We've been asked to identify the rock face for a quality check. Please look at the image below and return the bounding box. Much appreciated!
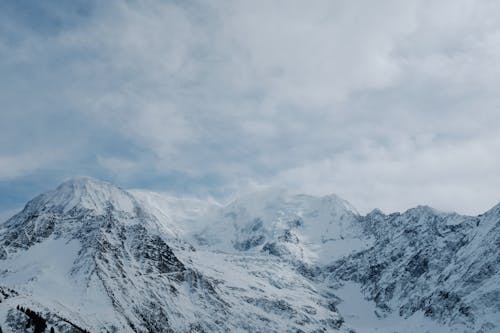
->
[326,206,500,332]
[0,177,499,332]
[0,178,217,332]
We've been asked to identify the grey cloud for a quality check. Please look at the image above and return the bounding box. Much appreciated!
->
[1,0,500,214]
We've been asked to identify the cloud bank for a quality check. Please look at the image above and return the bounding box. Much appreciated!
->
[1,0,500,214]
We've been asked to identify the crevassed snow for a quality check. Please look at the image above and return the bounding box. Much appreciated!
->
[194,187,370,264]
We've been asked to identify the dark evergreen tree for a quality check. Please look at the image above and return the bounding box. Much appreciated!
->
[21,307,47,333]
[50,327,55,333]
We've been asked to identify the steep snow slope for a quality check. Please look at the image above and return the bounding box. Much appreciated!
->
[0,178,348,333]
[0,177,499,333]
[130,189,218,238]
[0,178,207,331]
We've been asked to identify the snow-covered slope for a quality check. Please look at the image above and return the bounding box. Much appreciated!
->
[0,178,347,332]
[195,188,370,266]
[325,205,500,332]
[129,189,218,239]
[0,177,499,332]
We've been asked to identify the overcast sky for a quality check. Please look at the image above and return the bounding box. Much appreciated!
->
[1,0,500,218]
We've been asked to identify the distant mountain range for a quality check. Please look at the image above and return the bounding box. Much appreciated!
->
[0,177,498,332]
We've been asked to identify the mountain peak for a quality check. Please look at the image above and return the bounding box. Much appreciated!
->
[404,205,444,216]
[58,175,107,187]
[26,177,137,215]
[226,187,358,215]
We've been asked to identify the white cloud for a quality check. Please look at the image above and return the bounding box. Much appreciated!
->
[274,133,500,214]
[0,152,64,180]
[1,0,500,214]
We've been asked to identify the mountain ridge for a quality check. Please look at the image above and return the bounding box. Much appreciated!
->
[0,177,499,333]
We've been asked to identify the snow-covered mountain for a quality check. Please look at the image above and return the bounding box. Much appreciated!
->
[0,177,499,332]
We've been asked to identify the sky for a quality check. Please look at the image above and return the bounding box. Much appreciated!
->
[1,0,500,219]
